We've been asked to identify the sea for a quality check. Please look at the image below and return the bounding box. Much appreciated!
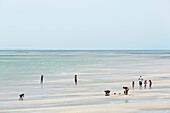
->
[0,50,170,112]
[1,50,170,80]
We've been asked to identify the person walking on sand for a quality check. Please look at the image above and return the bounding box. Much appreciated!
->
[74,75,78,85]
[144,80,147,88]
[138,76,143,86]
[132,81,135,87]
[40,75,44,84]
[149,80,152,88]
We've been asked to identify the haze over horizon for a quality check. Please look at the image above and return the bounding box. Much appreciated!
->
[0,0,170,50]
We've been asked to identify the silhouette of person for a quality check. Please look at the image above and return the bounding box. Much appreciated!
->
[138,76,143,86]
[132,81,135,87]
[104,90,111,96]
[74,75,78,85]
[19,94,24,101]
[40,75,44,84]
[144,80,147,89]
[123,87,129,95]
[149,80,152,88]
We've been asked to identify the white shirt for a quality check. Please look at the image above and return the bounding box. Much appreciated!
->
[138,76,143,82]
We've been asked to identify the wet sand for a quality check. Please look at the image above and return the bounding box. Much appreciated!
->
[0,51,170,113]
[0,70,170,113]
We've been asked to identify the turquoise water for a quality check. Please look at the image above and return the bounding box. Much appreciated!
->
[0,50,170,112]
[0,50,170,87]
[0,50,170,80]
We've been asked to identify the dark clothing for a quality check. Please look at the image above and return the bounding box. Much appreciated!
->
[138,76,143,86]
[149,80,152,87]
[104,90,110,96]
[123,87,129,95]
[74,75,78,85]
[41,75,43,84]
[139,81,142,86]
[19,94,24,101]
[132,81,135,87]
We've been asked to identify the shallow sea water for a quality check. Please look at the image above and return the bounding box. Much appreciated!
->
[0,50,170,113]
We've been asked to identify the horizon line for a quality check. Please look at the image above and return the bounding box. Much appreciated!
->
[0,49,170,51]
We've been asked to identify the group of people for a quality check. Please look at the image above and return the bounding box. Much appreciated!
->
[19,74,153,100]
[120,76,153,96]
[104,76,153,97]
[132,76,152,88]
[40,74,130,96]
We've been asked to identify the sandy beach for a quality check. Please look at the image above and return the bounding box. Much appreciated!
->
[1,0,170,112]
[0,50,170,113]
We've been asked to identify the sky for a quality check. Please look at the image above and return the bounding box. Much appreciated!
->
[0,0,170,50]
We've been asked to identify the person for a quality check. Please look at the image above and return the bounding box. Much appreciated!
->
[144,80,147,88]
[19,94,24,101]
[123,87,129,95]
[138,76,143,86]
[104,90,111,96]
[74,75,78,85]
[149,80,152,88]
[132,81,135,87]
[40,75,44,84]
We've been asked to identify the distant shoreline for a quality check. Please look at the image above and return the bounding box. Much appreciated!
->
[0,50,170,51]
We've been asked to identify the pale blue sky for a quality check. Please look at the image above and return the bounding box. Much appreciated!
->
[0,0,170,50]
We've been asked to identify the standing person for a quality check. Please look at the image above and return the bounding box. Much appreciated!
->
[74,75,78,85]
[40,75,44,84]
[138,76,143,86]
[132,81,135,87]
[149,80,152,88]
[144,80,147,88]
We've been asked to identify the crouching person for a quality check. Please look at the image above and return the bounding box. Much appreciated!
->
[19,93,24,101]
[123,87,129,95]
[104,90,111,96]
